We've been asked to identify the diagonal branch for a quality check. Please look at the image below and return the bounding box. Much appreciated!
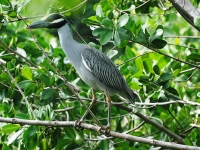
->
[115,104,185,144]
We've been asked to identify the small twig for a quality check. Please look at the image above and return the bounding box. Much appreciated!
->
[168,43,200,51]
[118,52,154,66]
[60,0,88,14]
[124,121,145,134]
[168,109,193,145]
[54,107,74,112]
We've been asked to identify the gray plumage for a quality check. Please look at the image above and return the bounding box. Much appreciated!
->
[58,24,136,104]
[27,13,136,104]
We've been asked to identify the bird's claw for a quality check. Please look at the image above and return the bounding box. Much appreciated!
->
[74,120,84,131]
[97,126,111,136]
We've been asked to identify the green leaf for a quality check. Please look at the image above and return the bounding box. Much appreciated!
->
[15,113,30,119]
[24,83,37,96]
[2,124,20,133]
[0,14,4,22]
[41,88,55,100]
[102,18,113,27]
[117,13,129,28]
[41,58,56,72]
[157,73,173,84]
[133,29,148,46]
[106,50,118,59]
[21,66,32,80]
[150,26,164,42]
[153,65,160,75]
[82,18,99,25]
[0,0,10,5]
[151,39,167,49]
[135,57,143,71]
[56,139,72,149]
[92,27,107,36]
[100,29,113,45]
[40,88,56,105]
[39,73,50,86]
[8,11,17,18]
[197,92,200,98]
[194,17,200,30]
[18,80,32,89]
[117,28,132,40]
[187,53,200,62]
[23,126,38,140]
[174,75,188,82]
[8,129,24,145]
[125,46,135,58]
[113,31,121,46]
[0,72,11,84]
[143,58,153,74]
[96,5,103,17]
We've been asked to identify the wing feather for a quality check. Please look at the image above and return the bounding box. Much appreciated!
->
[81,48,126,91]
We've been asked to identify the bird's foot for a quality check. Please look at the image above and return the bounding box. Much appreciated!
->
[97,126,111,136]
[74,120,84,131]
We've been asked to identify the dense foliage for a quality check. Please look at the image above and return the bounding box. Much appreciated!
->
[0,0,200,149]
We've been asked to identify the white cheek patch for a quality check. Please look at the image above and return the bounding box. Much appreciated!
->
[51,18,65,24]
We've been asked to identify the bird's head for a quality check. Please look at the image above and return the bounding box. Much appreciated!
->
[27,13,67,29]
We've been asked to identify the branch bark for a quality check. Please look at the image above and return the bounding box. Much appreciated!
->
[0,117,199,150]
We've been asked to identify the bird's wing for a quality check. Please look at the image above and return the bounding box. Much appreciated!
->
[81,48,126,90]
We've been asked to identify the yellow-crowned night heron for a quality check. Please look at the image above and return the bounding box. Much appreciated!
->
[27,14,137,132]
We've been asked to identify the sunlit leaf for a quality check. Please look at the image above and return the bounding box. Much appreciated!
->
[21,66,32,80]
[2,124,20,133]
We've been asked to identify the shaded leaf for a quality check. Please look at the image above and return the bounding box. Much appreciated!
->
[151,39,167,49]
[100,29,113,45]
[24,83,37,96]
[18,80,32,89]
[23,126,38,140]
[157,73,173,84]
[187,53,200,62]
[39,73,50,86]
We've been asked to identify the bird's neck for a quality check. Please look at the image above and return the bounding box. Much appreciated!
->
[58,23,82,68]
[58,23,74,41]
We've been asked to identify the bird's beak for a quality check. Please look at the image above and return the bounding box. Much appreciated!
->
[27,20,48,29]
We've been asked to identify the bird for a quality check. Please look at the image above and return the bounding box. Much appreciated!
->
[27,13,137,133]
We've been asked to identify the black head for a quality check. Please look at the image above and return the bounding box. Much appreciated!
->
[27,13,67,29]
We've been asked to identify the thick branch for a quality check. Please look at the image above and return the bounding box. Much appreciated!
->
[0,117,199,149]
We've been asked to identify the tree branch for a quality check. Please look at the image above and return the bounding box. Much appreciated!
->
[0,117,199,149]
[115,105,185,144]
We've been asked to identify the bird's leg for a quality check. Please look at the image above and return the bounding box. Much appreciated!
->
[97,92,111,135]
[74,89,97,130]
[105,92,111,135]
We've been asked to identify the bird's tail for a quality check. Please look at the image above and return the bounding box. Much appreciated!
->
[124,86,138,104]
